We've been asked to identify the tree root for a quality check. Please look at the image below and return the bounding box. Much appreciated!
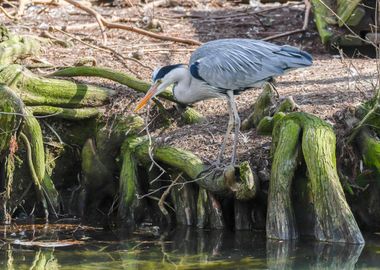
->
[22,108,59,211]
[0,35,41,66]
[0,85,23,154]
[28,106,100,120]
[356,128,380,175]
[50,66,175,102]
[242,84,297,131]
[129,136,257,200]
[0,64,114,107]
[267,112,364,244]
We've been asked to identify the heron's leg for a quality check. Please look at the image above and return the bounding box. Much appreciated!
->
[227,91,240,166]
[216,97,234,165]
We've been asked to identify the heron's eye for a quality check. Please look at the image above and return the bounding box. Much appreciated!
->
[156,79,162,84]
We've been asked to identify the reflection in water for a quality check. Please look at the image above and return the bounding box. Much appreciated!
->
[0,224,375,269]
[266,239,364,270]
[267,239,297,270]
[311,241,364,270]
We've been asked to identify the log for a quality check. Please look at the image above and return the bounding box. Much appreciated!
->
[256,112,285,136]
[50,66,204,120]
[171,181,197,226]
[181,107,205,124]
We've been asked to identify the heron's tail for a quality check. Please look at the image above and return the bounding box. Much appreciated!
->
[276,45,313,69]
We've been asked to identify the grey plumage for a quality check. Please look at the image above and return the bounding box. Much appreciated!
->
[136,38,312,166]
[189,39,312,92]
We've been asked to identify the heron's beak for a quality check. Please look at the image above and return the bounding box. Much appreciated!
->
[134,81,161,112]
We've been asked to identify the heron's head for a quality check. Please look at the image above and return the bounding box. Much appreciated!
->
[134,64,187,112]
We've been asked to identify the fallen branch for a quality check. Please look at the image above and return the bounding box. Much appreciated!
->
[262,0,311,41]
[0,6,16,20]
[63,0,107,44]
[63,0,201,46]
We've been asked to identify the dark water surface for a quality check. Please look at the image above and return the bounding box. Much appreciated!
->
[1,223,380,269]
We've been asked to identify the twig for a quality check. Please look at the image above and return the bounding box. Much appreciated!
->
[55,17,137,32]
[51,27,149,74]
[158,173,181,224]
[261,0,311,41]
[63,0,107,44]
[17,0,28,16]
[144,0,171,9]
[63,0,201,46]
[0,6,16,19]
[167,3,297,20]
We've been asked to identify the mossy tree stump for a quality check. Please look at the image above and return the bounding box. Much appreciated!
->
[267,112,364,244]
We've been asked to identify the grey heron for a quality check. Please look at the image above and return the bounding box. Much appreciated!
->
[135,39,312,166]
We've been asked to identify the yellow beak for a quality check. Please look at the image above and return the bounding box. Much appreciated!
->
[134,82,160,112]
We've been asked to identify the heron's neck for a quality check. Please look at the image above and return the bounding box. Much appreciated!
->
[172,67,220,104]
[172,68,192,104]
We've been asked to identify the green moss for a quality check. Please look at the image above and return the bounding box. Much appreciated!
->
[0,85,23,154]
[0,64,114,108]
[242,83,276,130]
[310,0,335,44]
[357,129,380,175]
[28,106,100,120]
[267,119,301,240]
[51,66,176,102]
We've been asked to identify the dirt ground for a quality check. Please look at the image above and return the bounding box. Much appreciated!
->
[1,0,378,169]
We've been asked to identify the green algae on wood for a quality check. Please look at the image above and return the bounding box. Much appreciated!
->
[337,0,362,26]
[267,119,301,240]
[50,66,176,102]
[0,64,114,107]
[0,85,23,155]
[268,112,364,244]
[132,137,257,200]
[242,83,276,130]
[118,137,143,225]
[29,106,100,120]
[0,35,41,66]
[22,108,59,211]
[310,0,335,44]
[357,129,380,175]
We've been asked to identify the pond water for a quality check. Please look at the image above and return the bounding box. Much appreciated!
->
[1,222,380,269]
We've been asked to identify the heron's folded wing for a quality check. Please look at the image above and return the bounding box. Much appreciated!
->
[189,39,312,90]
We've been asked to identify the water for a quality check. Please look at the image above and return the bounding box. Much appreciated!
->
[1,223,380,269]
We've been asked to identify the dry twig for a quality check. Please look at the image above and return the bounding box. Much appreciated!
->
[0,6,16,19]
[262,0,311,41]
[63,0,201,46]
[158,172,182,223]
